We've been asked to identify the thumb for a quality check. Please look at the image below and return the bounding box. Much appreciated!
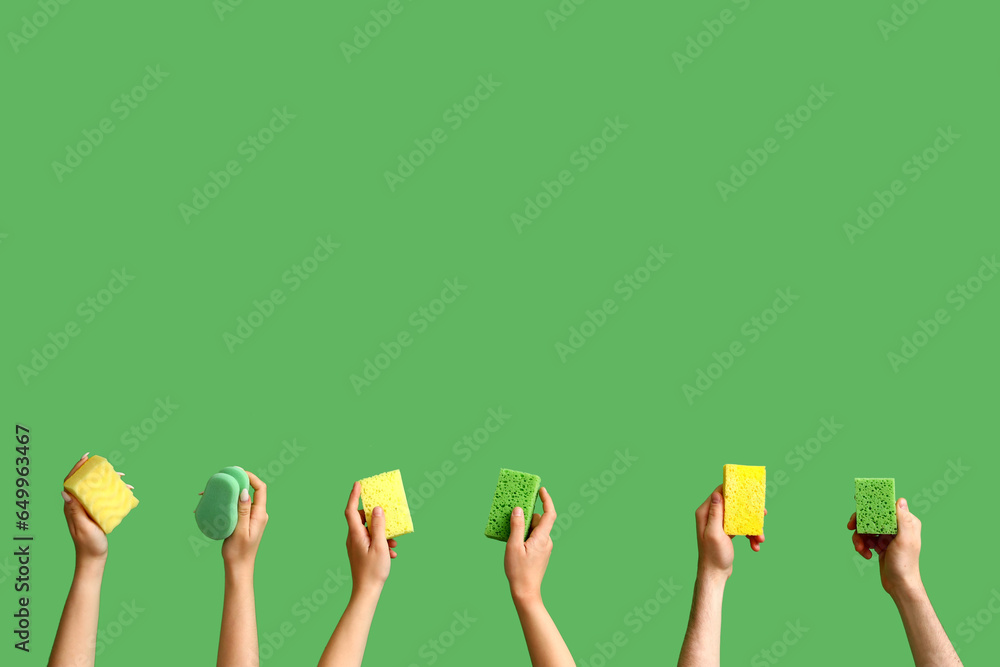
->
[234,488,251,534]
[62,490,84,521]
[507,507,526,546]
[706,492,725,535]
[369,506,388,551]
[896,497,917,535]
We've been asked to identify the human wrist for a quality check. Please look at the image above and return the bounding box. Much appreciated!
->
[888,577,925,605]
[223,557,255,580]
[74,553,106,578]
[350,581,384,606]
[695,564,730,590]
[510,587,543,611]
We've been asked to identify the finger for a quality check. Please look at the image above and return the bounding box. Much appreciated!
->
[896,498,918,537]
[246,471,267,514]
[64,453,90,481]
[358,509,367,525]
[852,530,870,558]
[507,506,526,546]
[388,539,397,548]
[198,491,204,496]
[369,506,388,552]
[847,512,857,530]
[532,487,557,539]
[530,513,541,531]
[389,549,398,559]
[345,482,365,532]
[706,490,726,537]
[234,487,252,536]
[875,534,894,555]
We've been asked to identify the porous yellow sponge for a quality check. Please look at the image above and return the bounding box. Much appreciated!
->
[723,464,765,535]
[64,456,139,534]
[358,469,414,539]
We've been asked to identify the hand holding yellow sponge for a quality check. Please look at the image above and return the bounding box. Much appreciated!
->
[63,455,139,534]
[358,469,414,539]
[723,464,765,535]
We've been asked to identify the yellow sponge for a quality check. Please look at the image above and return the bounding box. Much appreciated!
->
[723,464,765,535]
[63,456,139,534]
[358,469,414,539]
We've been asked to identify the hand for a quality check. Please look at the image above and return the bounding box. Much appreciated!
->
[221,471,269,571]
[61,454,109,563]
[848,497,922,598]
[505,487,557,605]
[695,485,765,583]
[344,482,398,596]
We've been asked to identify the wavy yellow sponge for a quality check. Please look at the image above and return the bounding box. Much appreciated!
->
[358,469,414,539]
[64,456,139,534]
[723,464,765,535]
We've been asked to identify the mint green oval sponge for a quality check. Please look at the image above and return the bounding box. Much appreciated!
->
[855,477,897,535]
[485,468,541,541]
[195,466,250,540]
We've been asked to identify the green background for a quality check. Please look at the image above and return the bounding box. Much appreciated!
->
[3,0,998,665]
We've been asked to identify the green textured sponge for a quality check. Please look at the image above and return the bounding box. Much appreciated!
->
[855,478,897,534]
[485,468,541,541]
[195,466,251,540]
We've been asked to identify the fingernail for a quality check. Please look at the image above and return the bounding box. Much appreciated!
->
[117,472,125,476]
[61,491,72,503]
[899,498,907,511]
[126,485,134,490]
[240,488,249,502]
[373,506,383,517]
[711,494,721,504]
[513,507,523,517]
[81,452,89,460]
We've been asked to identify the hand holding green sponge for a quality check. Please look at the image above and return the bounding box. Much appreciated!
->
[195,466,252,540]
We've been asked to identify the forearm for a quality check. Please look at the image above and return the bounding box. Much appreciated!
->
[48,556,105,667]
[891,583,962,667]
[678,572,726,667]
[319,586,381,667]
[512,594,575,667]
[218,563,259,667]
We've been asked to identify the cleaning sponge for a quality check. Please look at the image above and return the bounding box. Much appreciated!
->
[63,455,139,534]
[195,466,250,540]
[723,464,765,535]
[358,470,414,539]
[855,478,897,534]
[485,468,541,541]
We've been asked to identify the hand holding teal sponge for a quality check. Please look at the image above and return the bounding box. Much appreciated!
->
[195,466,251,540]
[485,468,541,541]
[855,477,897,534]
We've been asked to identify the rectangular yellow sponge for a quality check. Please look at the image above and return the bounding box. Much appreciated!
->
[723,464,765,535]
[63,455,139,534]
[358,469,414,539]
